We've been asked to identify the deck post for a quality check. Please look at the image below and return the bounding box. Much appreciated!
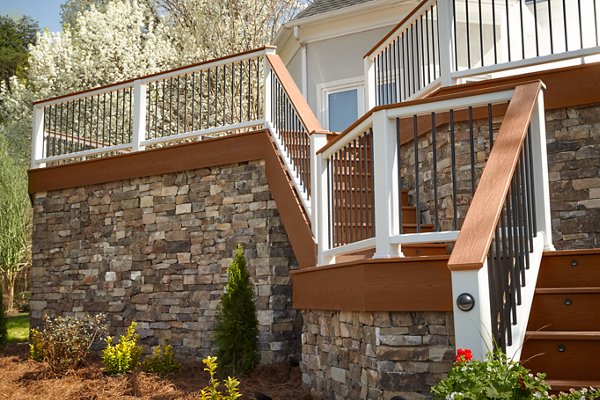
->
[451,266,494,361]
[311,132,329,237]
[364,57,376,110]
[372,109,400,258]
[263,51,274,129]
[132,79,146,152]
[316,152,331,265]
[31,105,46,169]
[529,89,555,251]
[437,0,456,87]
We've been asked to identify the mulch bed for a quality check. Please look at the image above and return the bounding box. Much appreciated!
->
[0,344,311,400]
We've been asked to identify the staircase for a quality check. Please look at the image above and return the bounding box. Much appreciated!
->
[521,249,600,391]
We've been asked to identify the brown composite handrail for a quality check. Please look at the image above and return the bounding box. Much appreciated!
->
[265,53,323,134]
[447,81,544,271]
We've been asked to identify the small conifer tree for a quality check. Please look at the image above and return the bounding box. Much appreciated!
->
[214,244,260,376]
[0,285,7,347]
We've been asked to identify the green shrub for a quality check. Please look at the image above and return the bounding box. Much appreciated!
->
[0,286,6,347]
[102,321,142,375]
[28,313,108,373]
[142,339,180,375]
[214,244,260,376]
[198,356,241,400]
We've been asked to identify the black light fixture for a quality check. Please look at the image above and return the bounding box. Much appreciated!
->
[456,293,475,312]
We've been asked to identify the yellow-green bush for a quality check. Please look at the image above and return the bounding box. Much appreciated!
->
[198,356,241,400]
[102,321,142,375]
[142,339,181,375]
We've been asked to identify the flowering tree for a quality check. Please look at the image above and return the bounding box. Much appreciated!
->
[158,0,306,63]
[0,0,176,162]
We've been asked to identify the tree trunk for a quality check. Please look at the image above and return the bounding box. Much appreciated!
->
[6,274,16,313]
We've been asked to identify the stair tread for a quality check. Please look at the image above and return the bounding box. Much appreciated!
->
[547,379,600,390]
[536,287,600,294]
[525,331,600,340]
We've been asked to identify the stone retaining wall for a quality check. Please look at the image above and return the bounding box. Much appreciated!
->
[301,310,455,400]
[30,160,300,363]
[546,105,600,250]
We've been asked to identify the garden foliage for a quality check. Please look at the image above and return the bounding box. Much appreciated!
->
[142,339,181,375]
[102,321,142,375]
[432,348,600,400]
[29,313,107,373]
[214,244,260,376]
[198,356,241,400]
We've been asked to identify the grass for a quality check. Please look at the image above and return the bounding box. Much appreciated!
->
[7,313,29,343]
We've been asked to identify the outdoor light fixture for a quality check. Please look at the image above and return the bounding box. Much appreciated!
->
[456,293,475,312]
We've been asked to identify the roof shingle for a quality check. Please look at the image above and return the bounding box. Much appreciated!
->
[293,0,377,20]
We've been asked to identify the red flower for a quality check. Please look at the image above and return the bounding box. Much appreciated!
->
[455,348,473,363]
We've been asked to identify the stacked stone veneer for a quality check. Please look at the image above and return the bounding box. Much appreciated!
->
[546,105,600,249]
[301,310,455,400]
[30,160,300,362]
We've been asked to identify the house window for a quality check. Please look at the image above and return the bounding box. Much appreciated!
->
[318,78,364,132]
[328,89,359,132]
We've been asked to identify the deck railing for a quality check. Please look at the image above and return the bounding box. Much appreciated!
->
[31,47,323,219]
[316,84,518,265]
[365,0,600,107]
[317,81,551,360]
[448,81,551,360]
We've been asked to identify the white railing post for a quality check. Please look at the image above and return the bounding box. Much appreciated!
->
[316,152,331,265]
[364,57,376,110]
[132,80,146,152]
[31,105,45,168]
[263,56,273,129]
[529,89,555,251]
[451,266,494,361]
[437,0,456,87]
[372,110,401,258]
[311,132,329,236]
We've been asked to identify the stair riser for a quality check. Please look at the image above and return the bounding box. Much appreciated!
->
[538,255,600,288]
[528,294,600,331]
[521,340,600,381]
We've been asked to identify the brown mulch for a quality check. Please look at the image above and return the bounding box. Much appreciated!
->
[0,344,311,400]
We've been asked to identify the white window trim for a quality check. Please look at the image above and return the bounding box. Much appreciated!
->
[317,76,365,131]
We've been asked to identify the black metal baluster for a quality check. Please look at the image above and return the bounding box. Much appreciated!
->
[469,106,476,195]
[413,115,420,233]
[579,0,584,49]
[184,75,188,131]
[527,129,537,235]
[466,0,472,68]
[520,0,526,59]
[479,0,484,67]
[452,0,458,71]
[563,0,569,51]
[548,0,554,54]
[534,0,540,57]
[506,0,511,61]
[492,0,498,64]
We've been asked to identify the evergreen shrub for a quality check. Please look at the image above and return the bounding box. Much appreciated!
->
[214,244,260,376]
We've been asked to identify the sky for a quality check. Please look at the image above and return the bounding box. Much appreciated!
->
[0,0,64,32]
